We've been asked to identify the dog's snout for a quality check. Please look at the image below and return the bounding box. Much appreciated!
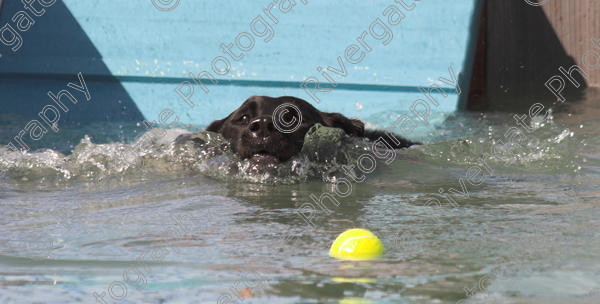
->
[248,117,274,137]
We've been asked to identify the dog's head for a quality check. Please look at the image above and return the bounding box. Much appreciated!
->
[206,96,364,163]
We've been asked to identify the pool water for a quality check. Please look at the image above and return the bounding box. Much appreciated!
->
[0,97,599,304]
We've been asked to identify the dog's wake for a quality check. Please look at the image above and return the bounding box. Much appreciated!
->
[0,118,587,186]
[0,124,395,185]
[174,124,384,184]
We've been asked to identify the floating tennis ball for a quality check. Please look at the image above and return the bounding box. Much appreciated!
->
[339,297,374,304]
[329,228,384,261]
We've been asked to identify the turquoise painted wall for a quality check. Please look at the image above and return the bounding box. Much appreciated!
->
[0,0,481,133]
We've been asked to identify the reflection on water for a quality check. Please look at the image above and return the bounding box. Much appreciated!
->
[0,96,599,303]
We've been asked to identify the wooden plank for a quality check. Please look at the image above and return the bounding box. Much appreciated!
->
[542,1,600,86]
[482,0,600,112]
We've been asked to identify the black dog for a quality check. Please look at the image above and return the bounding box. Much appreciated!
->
[182,96,418,163]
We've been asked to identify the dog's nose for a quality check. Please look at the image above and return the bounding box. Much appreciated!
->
[248,117,274,137]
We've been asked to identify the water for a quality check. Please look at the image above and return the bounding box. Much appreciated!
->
[0,98,599,304]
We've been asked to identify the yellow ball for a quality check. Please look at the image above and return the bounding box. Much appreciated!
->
[329,228,384,261]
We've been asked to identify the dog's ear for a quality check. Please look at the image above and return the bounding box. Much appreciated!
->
[206,112,234,132]
[206,118,226,132]
[321,112,364,136]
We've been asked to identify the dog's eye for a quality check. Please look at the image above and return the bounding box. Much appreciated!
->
[238,115,250,123]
